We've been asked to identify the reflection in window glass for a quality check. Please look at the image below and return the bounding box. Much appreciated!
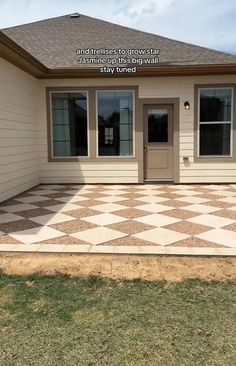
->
[200,124,230,156]
[148,109,168,142]
[97,91,133,156]
[51,92,88,156]
[199,88,232,157]
[200,89,231,122]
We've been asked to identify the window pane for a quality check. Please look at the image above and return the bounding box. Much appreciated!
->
[97,91,133,156]
[148,109,168,142]
[51,92,88,156]
[200,123,231,156]
[200,89,231,122]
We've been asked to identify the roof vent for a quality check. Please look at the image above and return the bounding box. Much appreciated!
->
[70,13,80,18]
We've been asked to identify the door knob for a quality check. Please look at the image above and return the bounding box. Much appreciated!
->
[144,144,147,151]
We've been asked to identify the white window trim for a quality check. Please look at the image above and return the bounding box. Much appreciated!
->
[95,90,135,158]
[197,87,234,158]
[50,90,90,158]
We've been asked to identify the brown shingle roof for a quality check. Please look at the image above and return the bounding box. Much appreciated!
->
[2,13,236,69]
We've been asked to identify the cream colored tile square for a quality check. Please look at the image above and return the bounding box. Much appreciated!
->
[217,197,236,204]
[202,185,229,190]
[102,190,128,196]
[71,227,127,245]
[172,190,200,196]
[0,213,22,223]
[136,190,164,196]
[9,226,65,244]
[210,190,236,197]
[82,213,127,226]
[95,196,128,203]
[176,196,209,204]
[64,189,92,195]
[170,185,195,190]
[30,213,76,225]
[46,203,82,212]
[1,203,37,213]
[90,203,127,212]
[187,214,234,228]
[183,204,220,214]
[29,189,57,195]
[133,228,189,246]
[134,214,180,227]
[104,185,129,189]
[197,229,236,248]
[136,196,169,203]
[16,196,49,203]
[135,203,173,213]
[57,196,89,203]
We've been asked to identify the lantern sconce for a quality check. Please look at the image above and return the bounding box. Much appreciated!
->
[184,101,190,110]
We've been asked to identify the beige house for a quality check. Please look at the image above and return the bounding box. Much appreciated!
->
[1,13,236,202]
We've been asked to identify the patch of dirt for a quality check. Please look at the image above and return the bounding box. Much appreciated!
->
[0,253,235,281]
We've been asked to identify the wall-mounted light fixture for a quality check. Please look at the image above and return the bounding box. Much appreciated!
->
[184,101,190,109]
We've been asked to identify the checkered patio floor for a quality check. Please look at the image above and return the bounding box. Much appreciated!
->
[0,184,236,255]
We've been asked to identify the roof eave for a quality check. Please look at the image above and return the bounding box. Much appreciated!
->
[1,32,236,78]
[0,31,47,77]
[41,64,236,79]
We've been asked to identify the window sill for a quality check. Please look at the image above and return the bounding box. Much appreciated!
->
[194,156,235,163]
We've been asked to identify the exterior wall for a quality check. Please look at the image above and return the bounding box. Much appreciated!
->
[39,74,236,185]
[0,57,39,202]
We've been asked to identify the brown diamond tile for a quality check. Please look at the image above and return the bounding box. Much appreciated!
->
[65,208,101,219]
[33,199,62,208]
[17,208,53,218]
[82,193,107,199]
[223,223,236,232]
[42,192,72,199]
[163,209,199,219]
[161,200,188,208]
[107,220,155,235]
[106,236,156,246]
[195,193,224,200]
[0,199,20,207]
[192,187,214,193]
[120,193,145,199]
[205,200,234,209]
[50,219,96,234]
[114,208,150,219]
[117,199,146,207]
[212,209,236,220]
[158,192,184,199]
[0,234,24,244]
[0,219,41,234]
[35,236,89,245]
[164,221,212,235]
[169,236,227,248]
[76,199,103,207]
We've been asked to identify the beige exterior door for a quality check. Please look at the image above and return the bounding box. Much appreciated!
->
[144,105,173,180]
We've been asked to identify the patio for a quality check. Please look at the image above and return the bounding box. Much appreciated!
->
[0,184,236,256]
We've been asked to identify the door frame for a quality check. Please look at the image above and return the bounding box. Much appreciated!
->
[137,98,180,183]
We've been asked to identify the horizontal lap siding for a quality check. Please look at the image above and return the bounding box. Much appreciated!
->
[40,75,236,185]
[38,79,139,184]
[139,74,236,183]
[0,58,39,202]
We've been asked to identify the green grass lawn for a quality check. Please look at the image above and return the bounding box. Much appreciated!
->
[0,274,235,366]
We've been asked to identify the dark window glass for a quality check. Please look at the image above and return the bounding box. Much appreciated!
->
[200,123,230,156]
[52,92,88,156]
[200,89,231,122]
[97,91,133,156]
[148,109,168,142]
